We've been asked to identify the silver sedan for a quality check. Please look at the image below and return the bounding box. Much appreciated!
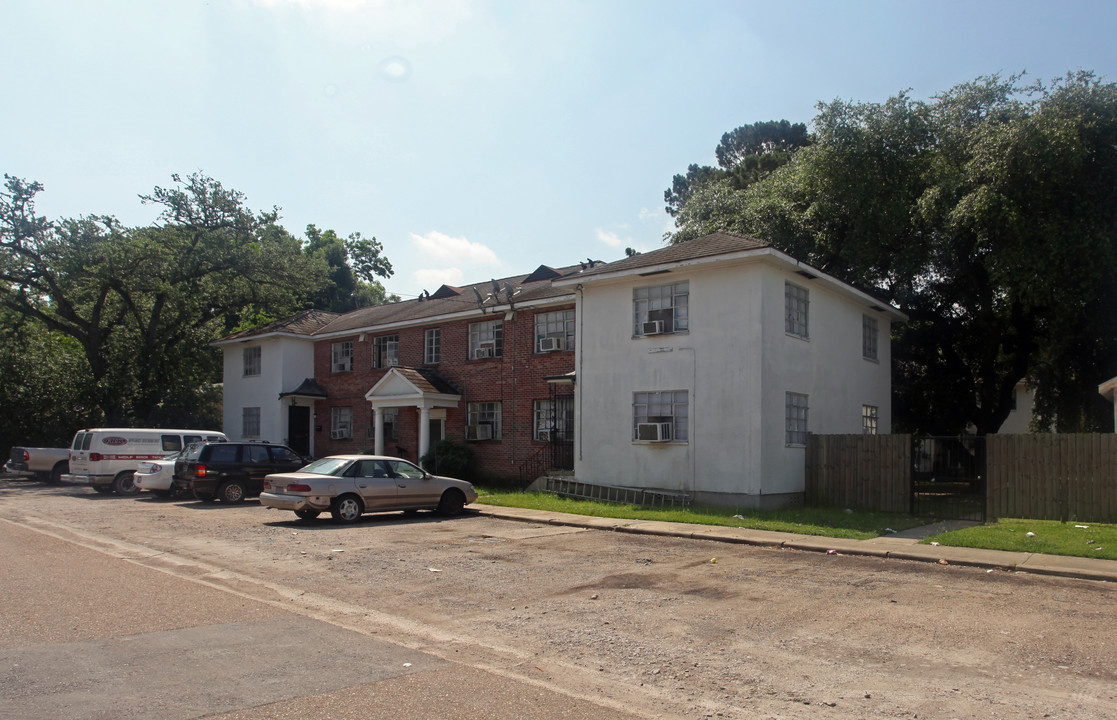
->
[259,455,478,523]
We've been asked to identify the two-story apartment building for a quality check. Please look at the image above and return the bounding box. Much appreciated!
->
[215,264,584,481]
[554,233,906,509]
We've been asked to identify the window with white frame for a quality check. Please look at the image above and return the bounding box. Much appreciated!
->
[534,309,575,352]
[467,401,502,441]
[634,281,689,335]
[533,397,573,442]
[243,346,261,377]
[862,405,879,435]
[331,406,353,439]
[862,314,878,360]
[424,328,441,364]
[785,392,809,446]
[372,335,399,369]
[632,390,689,442]
[785,282,809,338]
[242,407,261,438]
[468,320,502,359]
[331,341,353,373]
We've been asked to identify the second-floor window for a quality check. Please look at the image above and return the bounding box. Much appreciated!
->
[634,281,689,336]
[535,309,575,352]
[243,346,261,377]
[332,341,353,373]
[372,335,399,369]
[785,282,809,338]
[425,328,441,364]
[469,320,503,359]
[863,314,879,360]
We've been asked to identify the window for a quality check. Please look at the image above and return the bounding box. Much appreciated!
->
[468,320,503,359]
[243,346,261,377]
[634,281,689,335]
[242,407,261,439]
[331,406,353,439]
[161,435,183,452]
[785,392,809,446]
[533,397,573,442]
[424,328,441,364]
[372,335,399,369]
[535,309,575,352]
[467,401,502,440]
[785,282,809,338]
[632,390,689,442]
[862,405,879,435]
[862,314,878,361]
[246,445,269,463]
[332,341,353,373]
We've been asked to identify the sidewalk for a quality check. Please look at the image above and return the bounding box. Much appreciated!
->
[473,504,1117,584]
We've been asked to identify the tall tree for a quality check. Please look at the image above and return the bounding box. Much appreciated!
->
[303,224,397,311]
[668,72,1117,434]
[664,120,809,217]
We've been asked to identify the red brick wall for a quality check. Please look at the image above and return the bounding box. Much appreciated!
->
[312,304,575,483]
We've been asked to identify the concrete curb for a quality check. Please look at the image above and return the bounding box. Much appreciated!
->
[472,504,1117,584]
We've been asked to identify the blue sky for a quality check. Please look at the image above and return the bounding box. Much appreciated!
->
[3,0,1116,300]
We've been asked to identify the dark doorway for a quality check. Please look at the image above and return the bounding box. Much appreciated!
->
[288,405,311,457]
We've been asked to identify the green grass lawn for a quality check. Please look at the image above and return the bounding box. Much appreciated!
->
[476,489,1117,560]
[476,489,926,540]
[923,518,1117,561]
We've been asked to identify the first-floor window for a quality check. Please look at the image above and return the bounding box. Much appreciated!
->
[242,407,261,438]
[467,401,502,441]
[331,406,353,439]
[632,390,689,442]
[862,405,879,435]
[533,397,573,442]
[786,392,809,446]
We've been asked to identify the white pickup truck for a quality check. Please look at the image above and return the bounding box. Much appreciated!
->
[5,446,71,484]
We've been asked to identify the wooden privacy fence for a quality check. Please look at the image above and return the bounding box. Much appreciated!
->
[988,434,1117,523]
[807,433,1117,523]
[805,434,910,513]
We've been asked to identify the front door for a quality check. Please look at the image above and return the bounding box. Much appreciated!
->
[288,406,310,457]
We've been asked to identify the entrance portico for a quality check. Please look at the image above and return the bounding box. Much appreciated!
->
[365,368,461,465]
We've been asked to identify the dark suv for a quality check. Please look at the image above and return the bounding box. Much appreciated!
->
[174,441,307,503]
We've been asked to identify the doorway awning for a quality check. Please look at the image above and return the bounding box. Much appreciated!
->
[279,377,329,400]
[364,367,462,410]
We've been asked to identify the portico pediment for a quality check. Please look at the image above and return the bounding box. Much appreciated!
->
[364,367,461,410]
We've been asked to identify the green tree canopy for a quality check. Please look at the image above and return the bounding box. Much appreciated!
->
[303,224,398,311]
[668,72,1117,434]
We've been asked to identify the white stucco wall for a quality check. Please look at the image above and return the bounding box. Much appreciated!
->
[573,255,895,507]
[221,336,316,444]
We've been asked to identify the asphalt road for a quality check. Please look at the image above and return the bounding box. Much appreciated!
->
[3,477,1117,719]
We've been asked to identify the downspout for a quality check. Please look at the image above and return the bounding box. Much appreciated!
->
[678,346,697,498]
[575,284,584,463]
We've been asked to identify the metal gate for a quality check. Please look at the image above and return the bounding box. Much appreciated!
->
[911,436,987,522]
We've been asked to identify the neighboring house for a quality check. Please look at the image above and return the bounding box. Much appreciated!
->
[216,265,585,480]
[553,233,906,509]
[1100,376,1117,431]
[996,380,1037,434]
[215,310,338,456]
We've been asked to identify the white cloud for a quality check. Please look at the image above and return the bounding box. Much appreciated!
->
[596,228,627,248]
[415,267,465,289]
[410,230,500,265]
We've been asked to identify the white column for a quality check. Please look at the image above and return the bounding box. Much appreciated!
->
[373,407,385,455]
[418,406,432,467]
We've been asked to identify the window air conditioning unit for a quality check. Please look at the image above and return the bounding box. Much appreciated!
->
[538,336,566,352]
[332,360,352,372]
[641,320,664,336]
[467,424,493,441]
[330,429,348,440]
[535,429,552,442]
[636,422,673,442]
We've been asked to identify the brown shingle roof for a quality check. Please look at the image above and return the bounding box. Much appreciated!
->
[220,309,340,341]
[573,232,770,278]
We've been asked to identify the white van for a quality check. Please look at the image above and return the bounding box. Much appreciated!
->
[64,428,227,495]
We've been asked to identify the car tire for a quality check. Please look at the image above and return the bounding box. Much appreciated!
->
[331,494,364,524]
[193,488,216,503]
[218,480,246,504]
[49,461,68,485]
[92,485,114,495]
[295,509,320,521]
[112,471,138,496]
[436,489,466,517]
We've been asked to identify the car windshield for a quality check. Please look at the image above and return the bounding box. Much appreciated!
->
[298,457,354,476]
